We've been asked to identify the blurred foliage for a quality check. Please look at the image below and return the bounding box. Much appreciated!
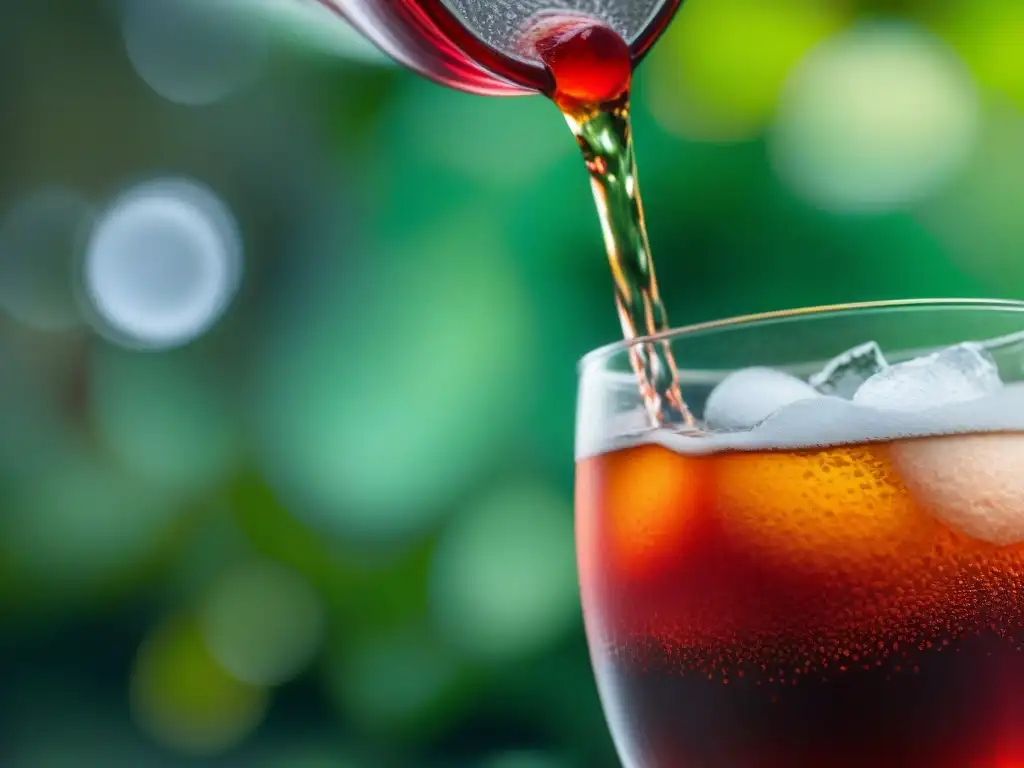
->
[0,0,1023,766]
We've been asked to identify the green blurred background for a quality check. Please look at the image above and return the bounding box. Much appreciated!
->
[1,0,1022,765]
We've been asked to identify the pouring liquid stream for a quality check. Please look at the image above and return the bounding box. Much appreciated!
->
[526,15,694,428]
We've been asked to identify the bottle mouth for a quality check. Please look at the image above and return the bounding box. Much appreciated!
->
[312,0,683,95]
[441,0,676,64]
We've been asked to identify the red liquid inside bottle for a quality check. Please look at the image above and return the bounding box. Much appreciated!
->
[311,0,682,96]
[524,14,632,110]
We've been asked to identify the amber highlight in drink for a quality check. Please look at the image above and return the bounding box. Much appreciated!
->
[576,435,1024,767]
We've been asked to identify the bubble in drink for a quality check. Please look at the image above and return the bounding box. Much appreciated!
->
[853,342,1002,411]
[809,341,888,398]
[576,378,1024,767]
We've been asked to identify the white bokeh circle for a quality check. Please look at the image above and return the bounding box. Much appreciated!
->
[82,178,242,350]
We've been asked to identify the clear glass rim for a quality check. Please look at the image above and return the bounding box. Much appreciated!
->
[578,298,1024,372]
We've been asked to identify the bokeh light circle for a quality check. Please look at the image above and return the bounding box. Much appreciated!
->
[201,559,327,686]
[645,0,846,142]
[131,614,269,756]
[253,211,535,542]
[770,21,980,213]
[121,0,268,106]
[429,481,578,661]
[82,177,243,350]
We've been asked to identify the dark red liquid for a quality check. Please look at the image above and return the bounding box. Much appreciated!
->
[577,441,1024,767]
[312,0,680,96]
[607,640,1024,768]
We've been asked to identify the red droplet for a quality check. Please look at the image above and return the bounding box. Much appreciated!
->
[527,16,632,107]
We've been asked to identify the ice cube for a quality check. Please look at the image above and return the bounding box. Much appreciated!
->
[809,341,888,399]
[893,434,1024,546]
[852,342,1002,412]
[704,367,821,431]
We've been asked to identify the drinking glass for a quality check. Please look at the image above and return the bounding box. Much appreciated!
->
[576,299,1024,768]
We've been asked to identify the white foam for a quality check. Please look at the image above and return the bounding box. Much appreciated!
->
[577,381,1024,461]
